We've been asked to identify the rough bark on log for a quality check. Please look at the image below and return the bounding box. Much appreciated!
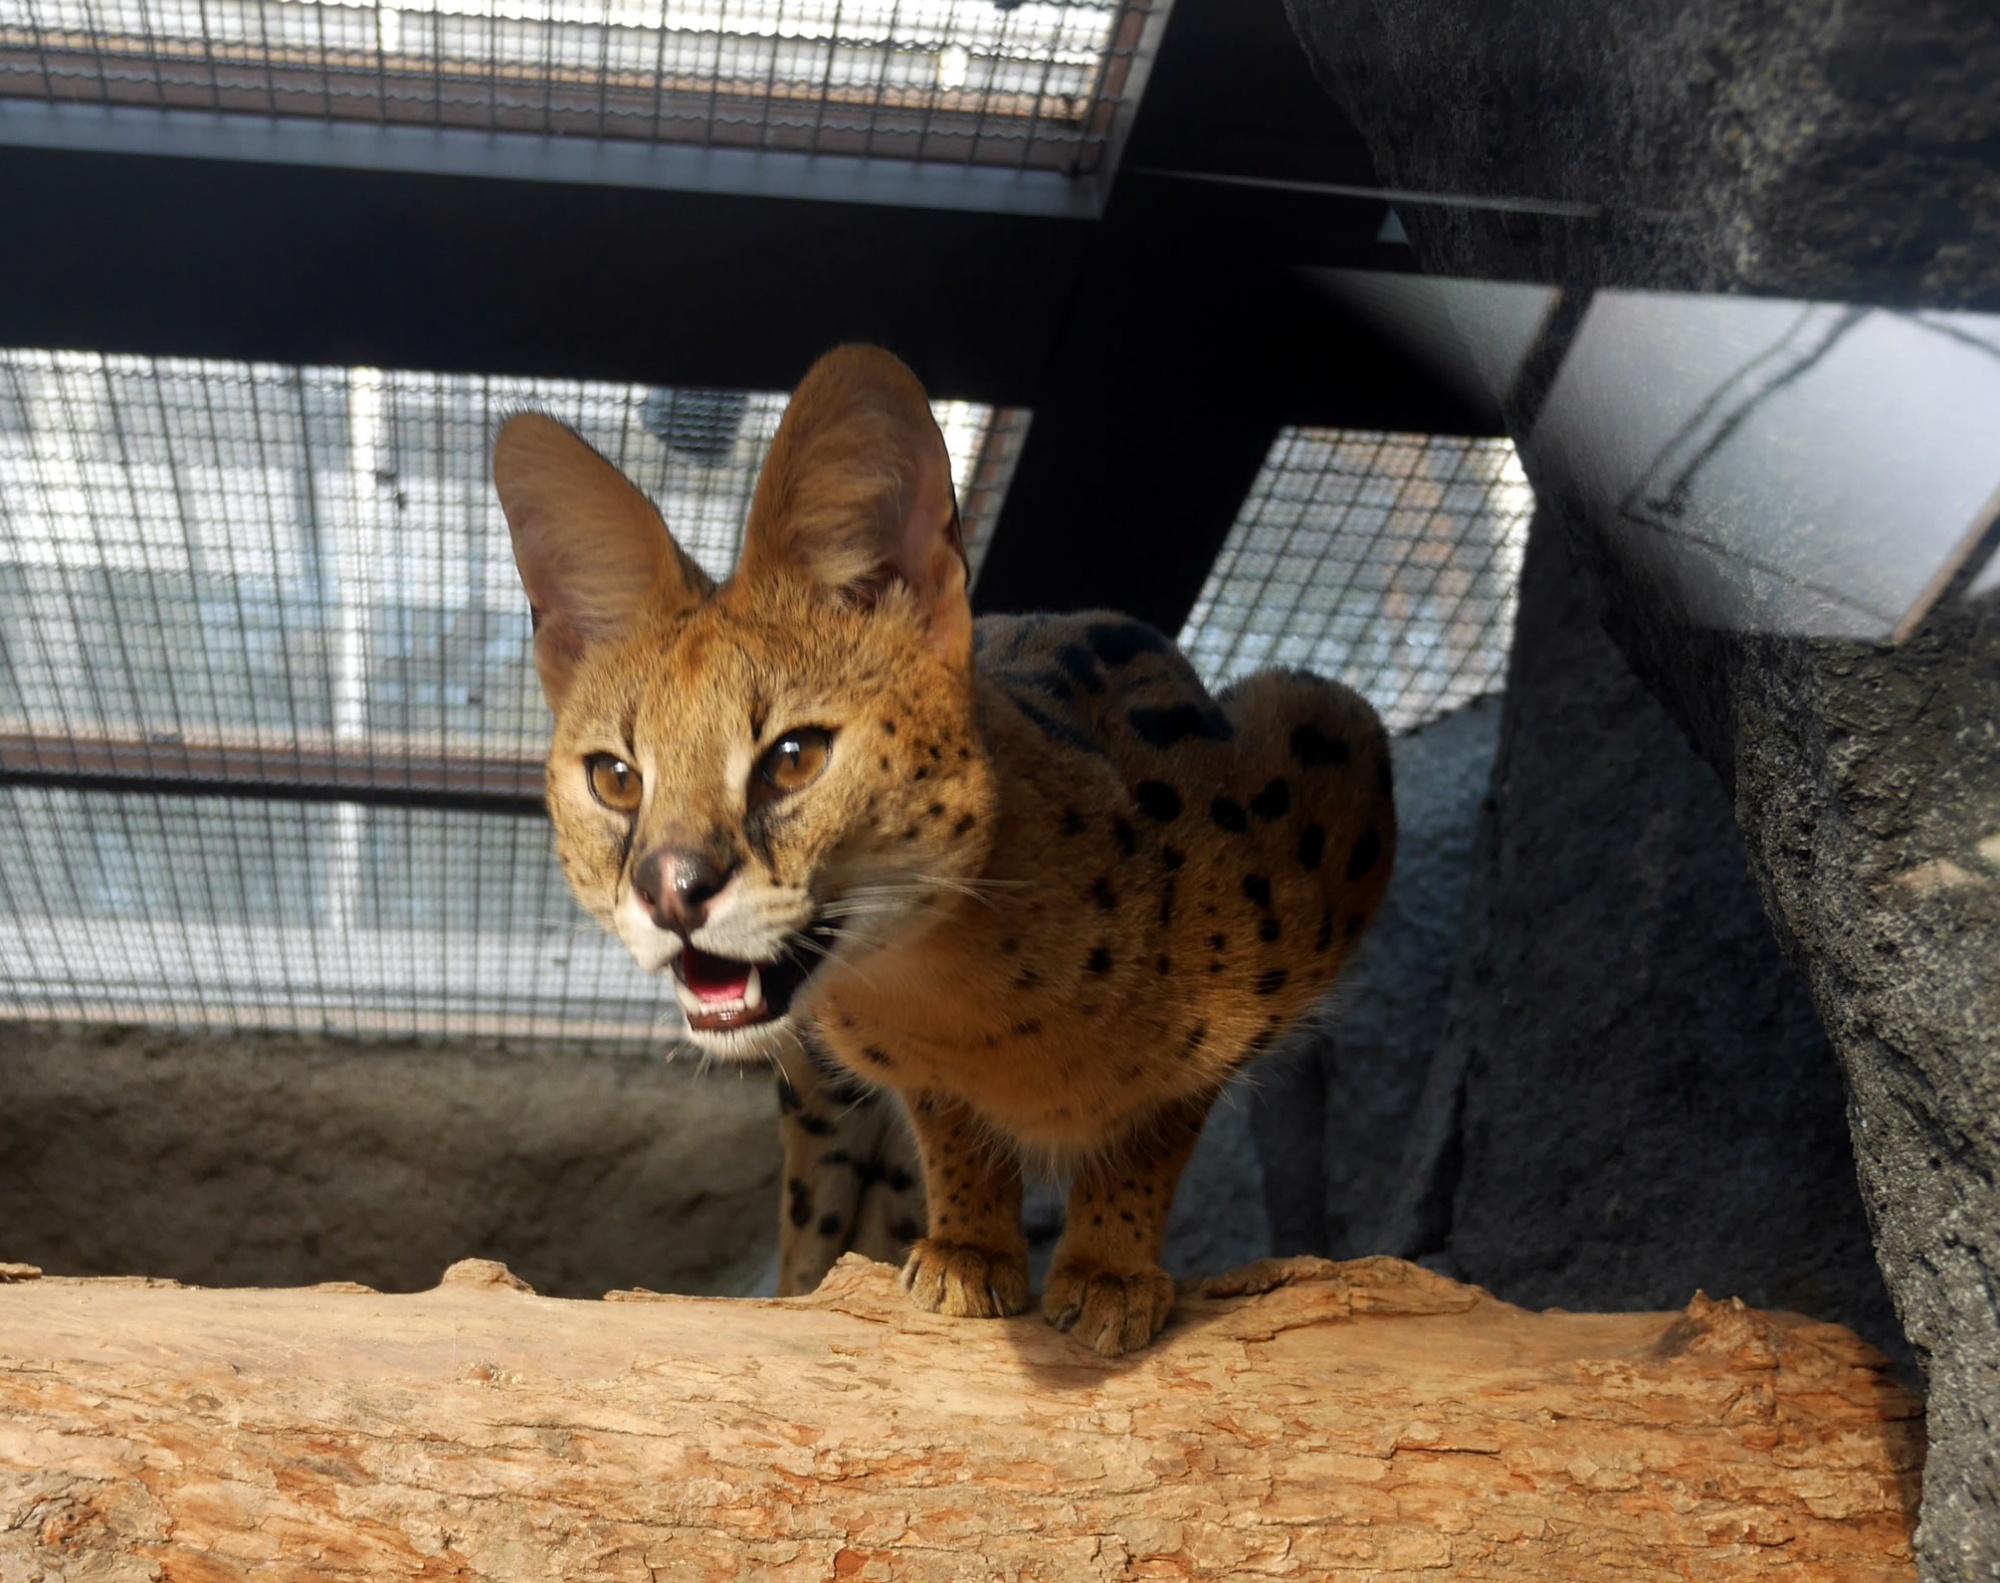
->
[0,1254,1922,1580]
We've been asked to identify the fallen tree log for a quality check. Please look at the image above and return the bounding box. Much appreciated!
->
[0,1254,1922,1580]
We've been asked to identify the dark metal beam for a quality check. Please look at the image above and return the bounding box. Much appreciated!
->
[0,735,545,817]
[970,240,1494,631]
[0,142,1089,404]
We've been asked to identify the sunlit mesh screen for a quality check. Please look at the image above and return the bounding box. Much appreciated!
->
[0,349,1017,1042]
[0,0,1153,173]
[1179,428,1534,735]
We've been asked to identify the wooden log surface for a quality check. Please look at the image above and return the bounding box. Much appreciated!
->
[0,1254,1922,1580]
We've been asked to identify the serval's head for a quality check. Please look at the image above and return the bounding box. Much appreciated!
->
[495,346,994,1059]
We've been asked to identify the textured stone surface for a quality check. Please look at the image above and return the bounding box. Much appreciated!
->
[0,1254,1924,1580]
[1282,6,1999,1570]
[0,1021,780,1299]
[1386,521,1905,1369]
[1282,0,2000,307]
[1250,696,1501,1257]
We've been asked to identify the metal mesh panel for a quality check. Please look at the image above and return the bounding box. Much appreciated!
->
[0,0,1152,173]
[1179,428,1534,735]
[0,349,1015,1042]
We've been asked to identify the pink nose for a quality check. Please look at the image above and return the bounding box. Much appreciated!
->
[630,848,734,935]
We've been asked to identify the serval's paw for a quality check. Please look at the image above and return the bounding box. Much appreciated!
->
[899,1238,1031,1319]
[1043,1260,1176,1356]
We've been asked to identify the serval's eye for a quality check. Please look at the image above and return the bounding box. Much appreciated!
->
[585,753,643,814]
[757,728,832,796]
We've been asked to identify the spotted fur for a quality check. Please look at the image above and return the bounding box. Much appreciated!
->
[495,345,1394,1354]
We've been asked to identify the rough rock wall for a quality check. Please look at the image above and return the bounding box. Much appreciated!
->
[1282,0,2000,307]
[1250,696,1500,1258]
[1387,519,1904,1361]
[1280,3,2000,1571]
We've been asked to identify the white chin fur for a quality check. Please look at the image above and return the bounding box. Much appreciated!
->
[681,1014,798,1062]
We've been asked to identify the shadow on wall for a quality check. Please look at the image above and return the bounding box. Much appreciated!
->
[1254,530,1910,1381]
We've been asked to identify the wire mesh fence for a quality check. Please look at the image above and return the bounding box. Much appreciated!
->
[0,348,1013,1042]
[1178,427,1534,735]
[0,362,1531,1045]
[0,0,1153,173]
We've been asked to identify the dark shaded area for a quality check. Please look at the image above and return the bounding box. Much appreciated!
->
[1282,2,2000,1570]
[1282,0,2000,308]
[1384,521,1904,1368]
[1250,695,1499,1259]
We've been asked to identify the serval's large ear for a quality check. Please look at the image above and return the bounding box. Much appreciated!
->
[735,345,970,669]
[494,414,714,711]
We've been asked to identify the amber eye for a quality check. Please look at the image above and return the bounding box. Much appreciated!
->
[584,753,643,814]
[757,728,832,797]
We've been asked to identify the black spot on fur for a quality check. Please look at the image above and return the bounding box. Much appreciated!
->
[1000,936,1020,955]
[879,757,890,772]
[1087,946,1113,975]
[1259,916,1282,943]
[882,720,898,736]
[1315,905,1336,952]
[1136,781,1182,822]
[1209,932,1228,952]
[1006,690,1104,758]
[1210,796,1249,834]
[953,813,976,836]
[1246,1014,1286,1059]
[1015,967,1040,989]
[1297,823,1326,872]
[1092,876,1118,911]
[788,1180,813,1228]
[1348,825,1383,880]
[1130,703,1232,750]
[1054,642,1106,693]
[1112,817,1138,858]
[927,801,946,820]
[913,766,929,782]
[1061,809,1088,837]
[1256,968,1289,997]
[1180,1023,1207,1058]
[1161,844,1185,871]
[887,1167,915,1194]
[1033,669,1075,703]
[862,1046,896,1069]
[1086,619,1168,667]
[1156,954,1173,975]
[1014,1019,1043,1037]
[1291,723,1350,769]
[1158,876,1177,928]
[796,1112,836,1138]
[817,1212,842,1236]
[1249,778,1290,820]
[1242,874,1272,909]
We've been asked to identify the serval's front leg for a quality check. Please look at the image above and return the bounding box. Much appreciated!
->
[897,1090,1030,1319]
[772,1040,925,1296]
[1044,1089,1217,1356]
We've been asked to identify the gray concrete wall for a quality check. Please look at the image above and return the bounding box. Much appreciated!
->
[0,1021,780,1299]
